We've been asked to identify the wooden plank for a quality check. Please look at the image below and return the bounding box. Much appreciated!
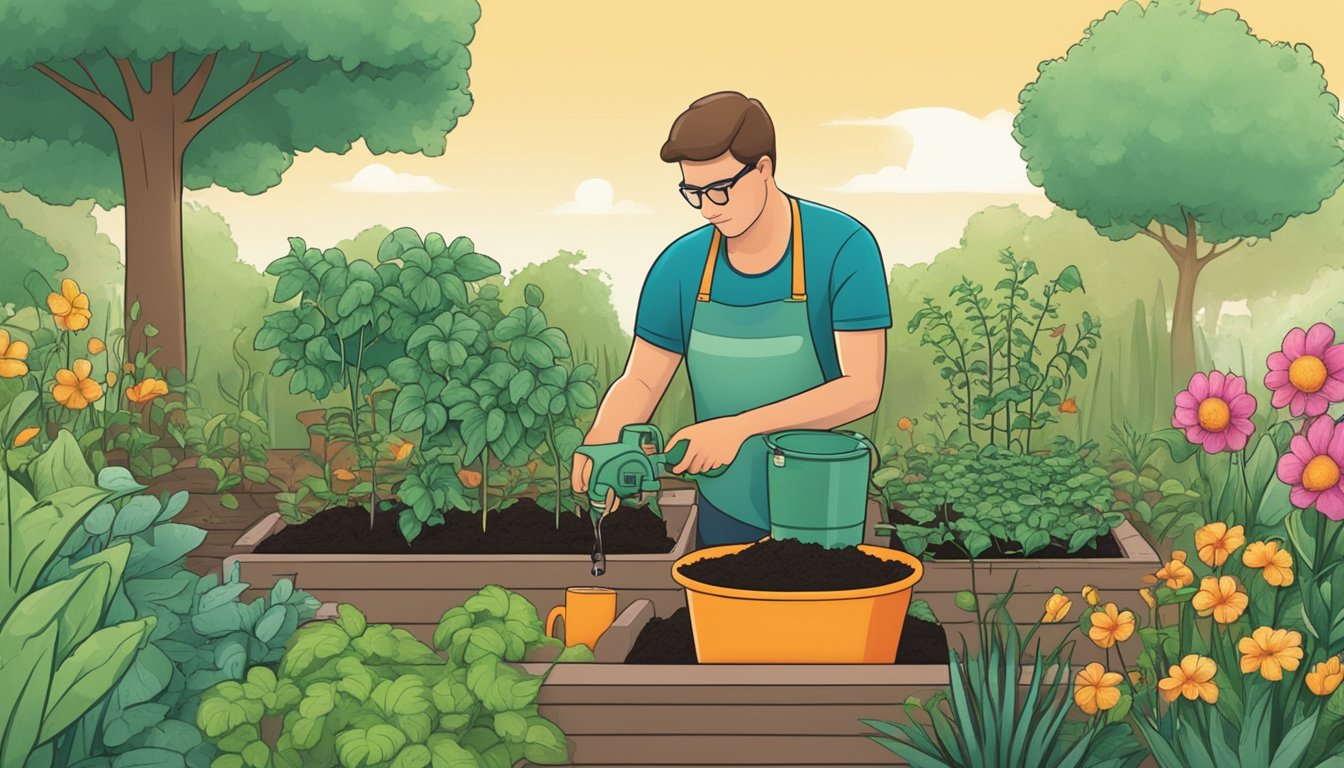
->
[544,703,917,736]
[593,599,654,662]
[562,734,898,765]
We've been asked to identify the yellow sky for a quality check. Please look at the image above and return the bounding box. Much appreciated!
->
[90,0,1344,330]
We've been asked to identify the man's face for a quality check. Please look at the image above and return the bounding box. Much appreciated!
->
[679,152,770,237]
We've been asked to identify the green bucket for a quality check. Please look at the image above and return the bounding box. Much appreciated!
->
[764,429,878,549]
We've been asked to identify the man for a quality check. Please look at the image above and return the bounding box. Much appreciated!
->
[572,91,891,547]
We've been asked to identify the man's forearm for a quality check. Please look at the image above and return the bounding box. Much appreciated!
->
[584,376,662,444]
[730,375,878,437]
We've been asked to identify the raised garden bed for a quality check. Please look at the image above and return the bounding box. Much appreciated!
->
[521,599,1036,767]
[866,501,1160,663]
[225,489,699,640]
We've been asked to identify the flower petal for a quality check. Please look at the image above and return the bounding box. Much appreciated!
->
[1306,393,1331,418]
[1309,416,1337,454]
[1306,323,1337,357]
[1229,393,1257,418]
[1189,373,1210,401]
[73,358,92,378]
[1325,344,1344,373]
[1317,487,1344,521]
[1272,386,1297,409]
[0,359,28,378]
[1208,370,1227,399]
[1284,327,1308,359]
[1176,391,1200,409]
[1267,351,1292,372]
[1204,431,1229,454]
[1291,486,1322,509]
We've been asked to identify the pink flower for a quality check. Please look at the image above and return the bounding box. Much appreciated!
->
[1276,415,1344,520]
[1265,324,1344,418]
[1172,371,1257,453]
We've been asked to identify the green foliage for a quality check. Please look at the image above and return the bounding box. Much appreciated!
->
[199,586,584,768]
[911,249,1100,452]
[864,592,1144,768]
[1106,420,1204,546]
[879,437,1118,557]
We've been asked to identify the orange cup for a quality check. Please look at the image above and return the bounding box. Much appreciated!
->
[546,587,617,650]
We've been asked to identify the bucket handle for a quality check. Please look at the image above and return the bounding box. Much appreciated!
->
[837,430,880,474]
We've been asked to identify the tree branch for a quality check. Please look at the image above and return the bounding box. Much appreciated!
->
[1139,225,1182,265]
[182,58,295,141]
[73,57,107,100]
[1201,237,1245,265]
[33,62,128,128]
[112,54,144,94]
[176,52,218,116]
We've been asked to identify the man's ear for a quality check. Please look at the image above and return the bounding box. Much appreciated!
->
[756,155,774,181]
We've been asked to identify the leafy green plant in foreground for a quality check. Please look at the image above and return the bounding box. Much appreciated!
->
[199,585,591,768]
[878,437,1119,557]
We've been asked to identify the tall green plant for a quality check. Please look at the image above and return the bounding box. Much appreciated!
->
[911,249,1100,452]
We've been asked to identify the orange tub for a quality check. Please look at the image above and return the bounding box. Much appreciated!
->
[671,542,925,663]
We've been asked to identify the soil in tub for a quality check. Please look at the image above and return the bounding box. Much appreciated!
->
[676,538,915,591]
[624,608,948,664]
[252,498,676,554]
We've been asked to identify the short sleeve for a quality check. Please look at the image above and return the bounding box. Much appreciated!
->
[830,226,892,330]
[634,248,685,354]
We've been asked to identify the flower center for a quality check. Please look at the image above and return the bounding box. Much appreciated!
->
[1303,455,1342,493]
[1197,398,1231,432]
[1290,355,1328,393]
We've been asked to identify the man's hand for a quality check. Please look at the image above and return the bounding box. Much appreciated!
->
[571,451,593,494]
[667,416,754,475]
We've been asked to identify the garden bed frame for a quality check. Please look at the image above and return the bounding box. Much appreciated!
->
[225,489,699,641]
[864,501,1161,663]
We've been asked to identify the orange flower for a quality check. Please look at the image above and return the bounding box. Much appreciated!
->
[1154,551,1195,589]
[1192,576,1248,624]
[1081,585,1100,606]
[12,427,40,448]
[1088,603,1135,649]
[458,469,482,488]
[1239,627,1303,681]
[87,337,105,355]
[1159,655,1219,703]
[1195,522,1245,567]
[1307,657,1344,696]
[1059,398,1079,414]
[52,359,103,410]
[1139,587,1156,609]
[1074,663,1123,715]
[47,279,91,332]
[897,417,913,431]
[106,371,117,388]
[388,440,414,463]
[126,378,169,405]
[1043,593,1071,623]
[332,468,356,481]
[123,362,135,373]
[1243,541,1294,587]
[0,330,29,378]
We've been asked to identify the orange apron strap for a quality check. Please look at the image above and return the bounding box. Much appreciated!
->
[696,228,720,302]
[789,196,806,302]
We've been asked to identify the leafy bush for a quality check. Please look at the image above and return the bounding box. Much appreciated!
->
[198,586,590,768]
[1106,420,1203,545]
[878,437,1119,557]
[910,249,1100,452]
[0,395,154,767]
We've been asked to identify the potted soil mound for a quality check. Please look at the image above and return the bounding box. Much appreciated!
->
[670,538,924,663]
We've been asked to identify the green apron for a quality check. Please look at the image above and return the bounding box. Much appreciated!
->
[685,195,827,535]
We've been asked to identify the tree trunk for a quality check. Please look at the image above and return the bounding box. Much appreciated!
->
[117,80,188,379]
[1169,248,1202,391]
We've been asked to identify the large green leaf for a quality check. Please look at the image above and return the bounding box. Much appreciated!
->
[1,483,113,618]
[1149,427,1200,464]
[41,617,155,742]
[28,431,96,500]
[336,724,408,768]
[425,735,476,768]
[0,622,56,768]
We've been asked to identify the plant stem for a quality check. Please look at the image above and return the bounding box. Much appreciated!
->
[482,445,491,533]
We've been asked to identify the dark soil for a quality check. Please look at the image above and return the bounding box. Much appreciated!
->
[253,498,676,554]
[884,505,1122,559]
[676,538,915,591]
[623,607,948,665]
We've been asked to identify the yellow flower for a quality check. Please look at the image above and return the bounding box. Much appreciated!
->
[52,359,103,410]
[898,417,913,431]
[1195,522,1246,568]
[390,440,414,463]
[0,330,29,378]
[123,362,135,373]
[1192,576,1248,624]
[87,337,105,355]
[332,468,356,481]
[1307,657,1344,697]
[13,426,40,448]
[47,279,92,332]
[1243,541,1294,587]
[1043,593,1072,623]
[126,378,169,405]
[1081,585,1100,606]
[1073,663,1123,715]
[1159,655,1219,703]
[1088,603,1136,649]
[106,371,117,388]
[1239,627,1303,681]
[1139,587,1156,609]
[1154,551,1195,589]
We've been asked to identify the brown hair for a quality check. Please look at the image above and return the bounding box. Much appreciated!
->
[659,91,776,172]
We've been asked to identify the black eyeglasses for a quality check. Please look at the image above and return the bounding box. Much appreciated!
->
[679,163,757,208]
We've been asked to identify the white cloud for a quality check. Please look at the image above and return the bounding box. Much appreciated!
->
[826,107,1039,194]
[549,178,652,215]
[333,163,453,193]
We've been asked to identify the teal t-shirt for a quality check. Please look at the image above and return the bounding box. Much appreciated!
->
[633,197,892,381]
